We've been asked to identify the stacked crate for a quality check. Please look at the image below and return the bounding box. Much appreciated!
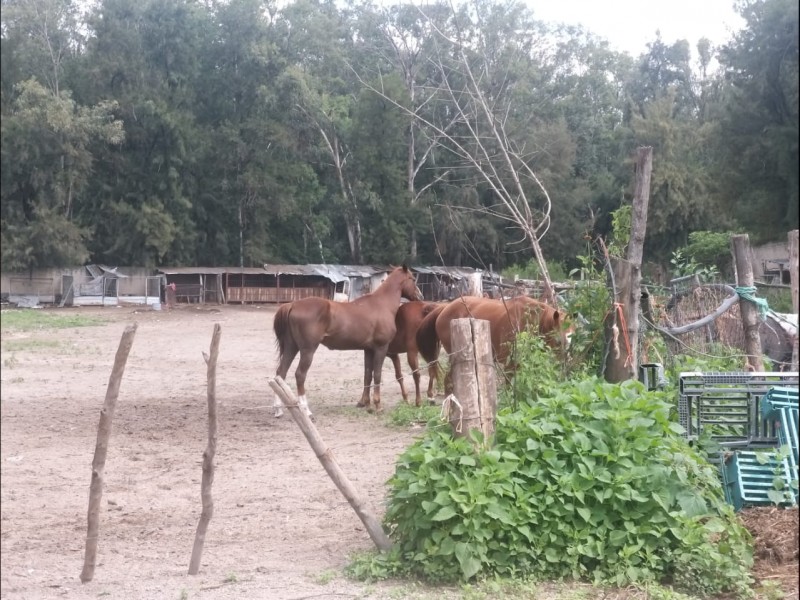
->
[720,387,799,510]
[677,372,799,511]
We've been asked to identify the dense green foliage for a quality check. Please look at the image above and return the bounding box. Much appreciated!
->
[1,0,797,271]
[358,343,753,597]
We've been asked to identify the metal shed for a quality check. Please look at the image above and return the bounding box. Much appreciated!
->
[411,266,483,301]
[262,264,389,303]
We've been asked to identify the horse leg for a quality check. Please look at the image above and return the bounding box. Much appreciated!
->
[370,347,389,413]
[274,340,299,418]
[357,349,375,409]
[389,353,408,403]
[407,350,422,407]
[294,347,317,420]
[425,363,437,405]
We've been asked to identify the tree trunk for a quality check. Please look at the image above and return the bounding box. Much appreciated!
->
[604,257,639,382]
[731,234,764,371]
[626,147,653,268]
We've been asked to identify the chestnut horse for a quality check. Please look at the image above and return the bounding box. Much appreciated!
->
[388,301,441,406]
[416,295,572,387]
[273,265,422,418]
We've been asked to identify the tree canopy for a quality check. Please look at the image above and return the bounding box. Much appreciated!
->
[2,0,797,273]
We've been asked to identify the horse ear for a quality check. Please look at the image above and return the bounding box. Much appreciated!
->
[402,263,409,273]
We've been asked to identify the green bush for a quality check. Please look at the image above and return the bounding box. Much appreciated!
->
[370,351,754,596]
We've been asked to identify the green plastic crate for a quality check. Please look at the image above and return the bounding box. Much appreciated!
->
[720,450,796,511]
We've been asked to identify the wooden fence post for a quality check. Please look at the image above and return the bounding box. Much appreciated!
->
[603,146,651,383]
[448,318,497,446]
[80,323,137,584]
[731,234,764,372]
[188,323,221,575]
[789,230,799,371]
[604,257,639,382]
[269,377,392,552]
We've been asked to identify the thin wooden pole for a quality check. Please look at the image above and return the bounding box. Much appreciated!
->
[269,377,392,552]
[448,318,496,446]
[80,323,137,583]
[189,324,221,575]
[789,230,799,371]
[731,234,764,371]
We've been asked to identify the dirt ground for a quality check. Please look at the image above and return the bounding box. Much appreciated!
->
[1,304,429,600]
[1,304,798,600]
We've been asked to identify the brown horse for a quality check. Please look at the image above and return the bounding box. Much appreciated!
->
[273,265,422,418]
[387,301,441,406]
[416,295,573,387]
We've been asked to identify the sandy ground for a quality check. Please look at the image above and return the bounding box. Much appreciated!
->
[0,304,429,600]
[2,304,797,600]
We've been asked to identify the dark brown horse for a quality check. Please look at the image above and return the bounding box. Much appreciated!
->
[416,295,573,387]
[273,265,422,418]
[387,301,441,406]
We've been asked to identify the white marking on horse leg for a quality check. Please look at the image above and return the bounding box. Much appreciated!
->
[298,394,314,419]
[273,393,284,418]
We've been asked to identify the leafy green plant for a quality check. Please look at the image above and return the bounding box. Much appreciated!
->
[608,205,632,258]
[367,368,753,597]
[669,249,720,282]
[755,446,798,506]
[683,231,734,278]
[562,245,610,376]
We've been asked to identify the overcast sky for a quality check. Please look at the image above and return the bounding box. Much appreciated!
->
[528,0,746,58]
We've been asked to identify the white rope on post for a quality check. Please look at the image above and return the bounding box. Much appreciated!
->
[440,394,464,434]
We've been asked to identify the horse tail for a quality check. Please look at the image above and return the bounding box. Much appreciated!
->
[273,302,294,366]
[416,304,445,381]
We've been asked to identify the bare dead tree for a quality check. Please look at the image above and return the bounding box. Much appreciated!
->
[352,4,557,303]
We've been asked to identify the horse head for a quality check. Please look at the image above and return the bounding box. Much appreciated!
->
[396,264,423,301]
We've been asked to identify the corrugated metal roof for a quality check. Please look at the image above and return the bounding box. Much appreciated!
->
[157,267,267,275]
[156,264,481,281]
[263,264,389,283]
[412,266,482,279]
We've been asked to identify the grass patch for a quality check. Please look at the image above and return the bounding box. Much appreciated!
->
[385,402,442,429]
[2,338,63,352]
[313,569,338,585]
[0,309,107,332]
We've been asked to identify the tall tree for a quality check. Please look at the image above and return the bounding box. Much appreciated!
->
[714,0,799,239]
[1,80,124,269]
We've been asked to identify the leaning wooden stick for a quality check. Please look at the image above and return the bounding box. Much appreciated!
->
[269,377,393,552]
[80,323,138,584]
[189,323,221,575]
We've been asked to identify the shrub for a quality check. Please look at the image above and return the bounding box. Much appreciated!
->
[373,365,754,596]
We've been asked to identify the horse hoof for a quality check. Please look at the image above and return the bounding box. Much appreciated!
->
[356,401,367,409]
[274,409,284,418]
